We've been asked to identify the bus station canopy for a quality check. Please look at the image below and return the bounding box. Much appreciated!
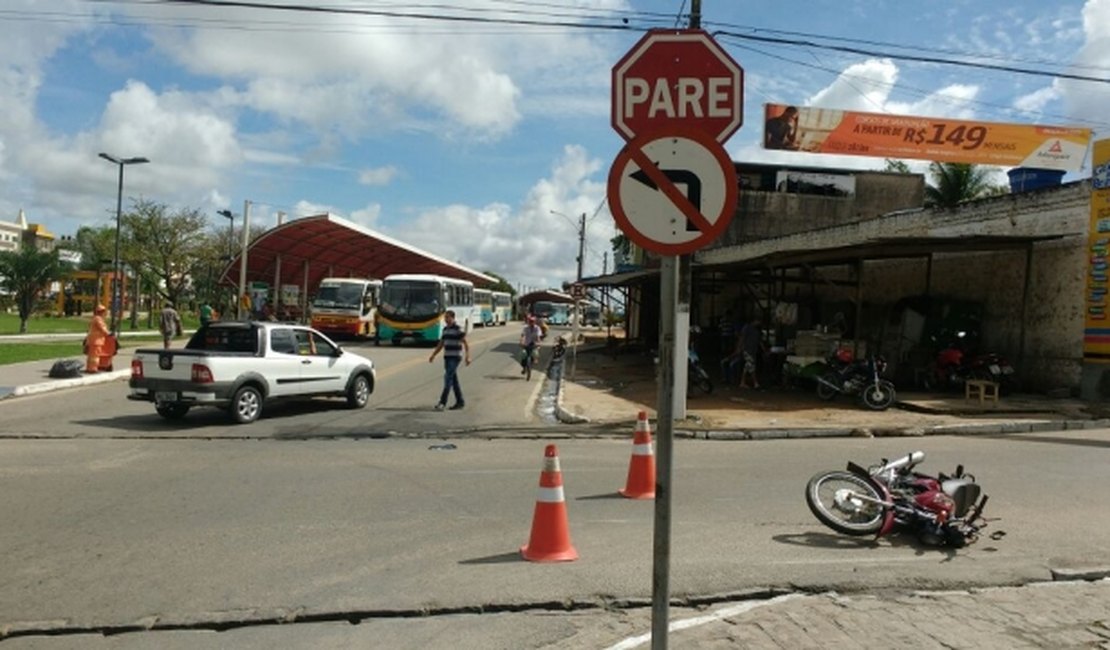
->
[218,213,496,294]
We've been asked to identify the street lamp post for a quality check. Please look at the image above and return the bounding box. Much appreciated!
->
[217,209,235,259]
[99,152,149,336]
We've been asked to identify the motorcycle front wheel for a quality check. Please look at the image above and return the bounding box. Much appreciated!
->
[861,380,896,411]
[805,471,885,536]
[816,372,840,401]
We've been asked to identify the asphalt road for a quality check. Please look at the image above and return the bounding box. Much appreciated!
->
[0,325,551,438]
[1,327,1109,647]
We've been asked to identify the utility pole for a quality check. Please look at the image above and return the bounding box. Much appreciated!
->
[237,200,251,319]
[576,213,586,281]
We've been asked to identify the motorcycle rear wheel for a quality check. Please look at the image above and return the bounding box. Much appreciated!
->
[861,380,896,411]
[805,471,885,536]
[690,373,713,395]
[816,372,840,401]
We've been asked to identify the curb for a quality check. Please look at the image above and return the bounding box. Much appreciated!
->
[11,370,130,398]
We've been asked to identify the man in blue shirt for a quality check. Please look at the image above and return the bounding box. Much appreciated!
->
[428,310,472,410]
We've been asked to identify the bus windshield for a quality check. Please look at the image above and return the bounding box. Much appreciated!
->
[379,281,441,320]
[313,283,366,310]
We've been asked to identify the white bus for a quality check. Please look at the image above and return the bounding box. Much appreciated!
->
[310,277,382,339]
[377,274,475,345]
[492,290,512,326]
[474,288,493,327]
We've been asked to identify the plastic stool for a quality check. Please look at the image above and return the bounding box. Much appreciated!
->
[965,379,999,405]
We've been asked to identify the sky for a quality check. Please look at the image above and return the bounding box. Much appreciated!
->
[2,0,1109,292]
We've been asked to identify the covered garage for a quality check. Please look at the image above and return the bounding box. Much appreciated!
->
[216,213,496,315]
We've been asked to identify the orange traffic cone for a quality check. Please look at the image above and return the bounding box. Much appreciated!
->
[619,411,656,499]
[521,444,578,562]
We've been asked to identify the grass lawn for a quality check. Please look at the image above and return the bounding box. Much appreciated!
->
[0,311,200,336]
[0,312,92,335]
[0,336,165,365]
[0,311,170,365]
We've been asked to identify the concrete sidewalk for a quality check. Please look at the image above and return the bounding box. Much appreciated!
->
[554,343,1108,439]
[0,336,146,400]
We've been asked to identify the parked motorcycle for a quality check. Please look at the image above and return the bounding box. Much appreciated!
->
[968,351,1020,394]
[805,451,990,547]
[686,326,713,396]
[922,332,1019,394]
[815,350,896,410]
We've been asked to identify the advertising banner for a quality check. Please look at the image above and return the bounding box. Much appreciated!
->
[1084,139,1110,362]
[764,104,1090,171]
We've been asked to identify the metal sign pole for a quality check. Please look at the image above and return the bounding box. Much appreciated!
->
[652,255,677,649]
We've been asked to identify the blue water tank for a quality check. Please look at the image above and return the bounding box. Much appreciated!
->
[1007,167,1065,193]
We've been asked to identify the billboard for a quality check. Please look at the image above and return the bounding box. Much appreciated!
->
[764,104,1091,171]
[1084,139,1110,362]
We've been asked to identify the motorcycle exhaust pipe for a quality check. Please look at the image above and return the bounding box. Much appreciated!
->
[816,376,842,392]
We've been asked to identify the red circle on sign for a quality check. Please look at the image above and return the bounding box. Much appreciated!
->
[607,126,738,256]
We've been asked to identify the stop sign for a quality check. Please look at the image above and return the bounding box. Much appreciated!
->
[612,29,743,143]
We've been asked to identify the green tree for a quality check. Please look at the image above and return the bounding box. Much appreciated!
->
[611,233,631,264]
[121,199,211,308]
[481,270,515,296]
[69,225,116,271]
[924,162,1001,208]
[0,247,69,333]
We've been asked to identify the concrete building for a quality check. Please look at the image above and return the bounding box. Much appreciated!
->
[0,210,56,253]
[589,161,1091,397]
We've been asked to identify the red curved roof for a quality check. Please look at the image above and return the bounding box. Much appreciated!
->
[218,213,495,293]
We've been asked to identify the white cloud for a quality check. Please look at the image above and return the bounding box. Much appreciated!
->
[358,166,398,186]
[1057,0,1110,139]
[809,59,899,111]
[349,203,383,228]
[379,145,611,290]
[1014,84,1062,115]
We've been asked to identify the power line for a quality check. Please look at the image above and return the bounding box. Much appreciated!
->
[706,21,1110,76]
[714,30,1110,85]
[729,40,1110,130]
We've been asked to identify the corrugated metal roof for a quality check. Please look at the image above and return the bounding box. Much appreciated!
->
[218,213,496,292]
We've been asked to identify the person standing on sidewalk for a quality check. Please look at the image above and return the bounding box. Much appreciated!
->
[84,304,111,374]
[428,310,471,410]
[159,302,183,349]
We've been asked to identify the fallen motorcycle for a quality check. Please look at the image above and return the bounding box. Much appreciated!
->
[805,451,990,547]
[815,351,896,410]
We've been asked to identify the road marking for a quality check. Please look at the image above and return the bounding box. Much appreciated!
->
[604,593,807,650]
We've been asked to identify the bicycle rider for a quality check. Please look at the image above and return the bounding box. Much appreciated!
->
[519,314,544,375]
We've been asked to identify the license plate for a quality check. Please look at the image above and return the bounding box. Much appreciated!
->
[155,391,178,402]
[989,364,1000,374]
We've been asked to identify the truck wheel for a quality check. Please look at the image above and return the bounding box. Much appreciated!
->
[347,373,371,409]
[156,403,190,420]
[230,385,263,424]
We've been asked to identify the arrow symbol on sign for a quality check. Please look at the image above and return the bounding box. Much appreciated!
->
[631,166,702,232]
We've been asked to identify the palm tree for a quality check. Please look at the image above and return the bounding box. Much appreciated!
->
[0,246,69,333]
[924,162,998,208]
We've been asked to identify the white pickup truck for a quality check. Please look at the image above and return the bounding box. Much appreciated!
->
[128,321,376,424]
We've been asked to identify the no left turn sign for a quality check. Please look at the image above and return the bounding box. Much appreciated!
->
[607,127,738,255]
